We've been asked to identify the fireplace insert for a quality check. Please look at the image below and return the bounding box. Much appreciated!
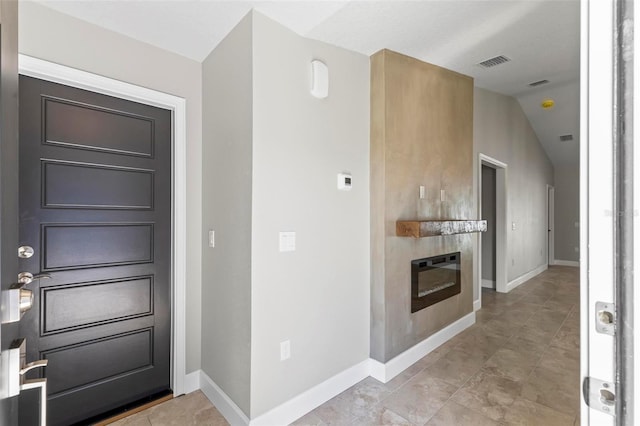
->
[411,252,461,313]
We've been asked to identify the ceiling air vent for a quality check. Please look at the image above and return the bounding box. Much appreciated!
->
[477,55,511,68]
[529,79,550,87]
[559,134,574,142]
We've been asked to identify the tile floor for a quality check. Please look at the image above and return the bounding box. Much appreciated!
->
[112,266,580,426]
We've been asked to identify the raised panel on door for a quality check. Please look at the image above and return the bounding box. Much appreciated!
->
[19,75,172,426]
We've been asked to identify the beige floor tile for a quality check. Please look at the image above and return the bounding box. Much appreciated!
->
[482,347,541,381]
[381,375,458,425]
[350,404,414,426]
[423,348,488,387]
[538,345,580,375]
[426,401,501,426]
[325,377,392,420]
[450,370,523,422]
[312,395,357,425]
[521,366,580,416]
[502,335,547,357]
[503,397,575,425]
[290,411,327,426]
[519,292,551,306]
[515,322,559,346]
[453,330,507,361]
[111,413,152,426]
[550,326,580,352]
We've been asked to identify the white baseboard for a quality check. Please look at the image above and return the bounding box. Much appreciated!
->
[481,279,495,289]
[191,312,477,426]
[506,264,548,292]
[200,370,251,426]
[553,259,580,267]
[473,299,481,311]
[184,370,200,394]
[250,359,370,426]
[368,311,475,383]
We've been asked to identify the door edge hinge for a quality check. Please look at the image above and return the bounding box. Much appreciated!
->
[583,377,616,416]
[595,301,615,335]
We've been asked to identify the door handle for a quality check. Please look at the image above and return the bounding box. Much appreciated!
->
[17,272,51,285]
[2,338,48,426]
[20,359,48,375]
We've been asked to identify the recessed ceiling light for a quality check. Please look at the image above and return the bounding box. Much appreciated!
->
[529,79,550,87]
[477,55,511,68]
[541,99,555,109]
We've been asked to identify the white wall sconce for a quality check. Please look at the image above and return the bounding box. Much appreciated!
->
[310,59,329,99]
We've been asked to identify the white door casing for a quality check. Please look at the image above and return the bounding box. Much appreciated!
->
[478,154,508,299]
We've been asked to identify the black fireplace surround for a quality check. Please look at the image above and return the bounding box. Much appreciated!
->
[411,252,461,313]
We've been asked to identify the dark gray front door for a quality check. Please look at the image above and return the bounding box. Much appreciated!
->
[0,0,20,424]
[18,75,172,425]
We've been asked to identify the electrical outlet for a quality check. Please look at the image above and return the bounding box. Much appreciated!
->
[280,340,291,361]
[512,222,516,230]
[208,230,215,248]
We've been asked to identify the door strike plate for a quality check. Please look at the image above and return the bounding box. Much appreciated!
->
[595,301,615,335]
[583,377,615,416]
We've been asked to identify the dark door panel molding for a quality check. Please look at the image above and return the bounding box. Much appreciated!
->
[19,75,172,425]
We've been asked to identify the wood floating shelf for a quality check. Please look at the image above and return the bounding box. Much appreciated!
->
[396,220,487,238]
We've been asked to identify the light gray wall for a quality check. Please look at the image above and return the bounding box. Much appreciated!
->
[201,14,253,416]
[19,1,203,373]
[250,12,370,418]
[554,163,579,262]
[473,87,554,296]
[481,166,496,282]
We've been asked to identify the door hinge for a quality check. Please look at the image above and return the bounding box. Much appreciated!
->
[583,377,616,416]
[595,301,615,335]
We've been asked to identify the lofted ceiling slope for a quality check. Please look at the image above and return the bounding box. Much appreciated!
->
[29,0,580,166]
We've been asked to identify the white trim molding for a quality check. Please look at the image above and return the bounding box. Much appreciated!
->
[473,299,482,311]
[196,312,475,425]
[506,263,548,292]
[200,371,251,426]
[554,260,580,267]
[478,154,508,295]
[250,360,371,426]
[18,55,188,396]
[184,370,201,394]
[369,312,475,383]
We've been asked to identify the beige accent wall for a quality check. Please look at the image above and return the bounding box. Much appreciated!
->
[370,50,475,362]
[19,1,203,373]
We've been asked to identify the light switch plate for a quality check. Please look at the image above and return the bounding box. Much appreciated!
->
[280,340,291,361]
[279,232,296,252]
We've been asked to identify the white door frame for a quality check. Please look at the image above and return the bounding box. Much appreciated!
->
[17,55,187,396]
[478,154,508,297]
[581,0,615,424]
[546,185,555,266]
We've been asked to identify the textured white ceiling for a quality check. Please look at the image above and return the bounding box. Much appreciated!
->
[30,0,580,166]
